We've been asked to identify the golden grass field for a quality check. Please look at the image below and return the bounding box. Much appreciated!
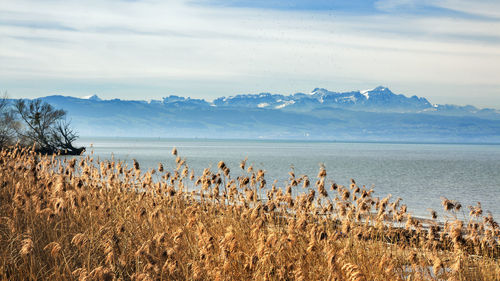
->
[0,146,499,280]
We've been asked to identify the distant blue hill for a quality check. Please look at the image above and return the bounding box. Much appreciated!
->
[20,86,500,143]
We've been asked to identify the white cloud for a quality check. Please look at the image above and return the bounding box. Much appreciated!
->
[0,0,499,107]
[433,0,500,19]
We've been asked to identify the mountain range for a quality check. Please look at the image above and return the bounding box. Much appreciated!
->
[24,86,500,143]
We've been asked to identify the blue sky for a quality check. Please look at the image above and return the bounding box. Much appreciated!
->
[198,0,377,12]
[1,0,499,107]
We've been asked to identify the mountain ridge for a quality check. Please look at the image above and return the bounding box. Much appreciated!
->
[45,86,498,115]
[11,86,500,142]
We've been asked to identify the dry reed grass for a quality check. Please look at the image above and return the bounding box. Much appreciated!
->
[0,146,498,280]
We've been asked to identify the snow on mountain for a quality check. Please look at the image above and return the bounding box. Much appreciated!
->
[275,100,295,109]
[360,89,371,99]
[82,94,102,101]
[40,86,499,121]
[213,93,287,108]
[161,95,210,107]
[30,87,500,142]
[212,86,433,112]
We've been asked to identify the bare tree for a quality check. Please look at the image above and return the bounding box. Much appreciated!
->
[14,99,84,154]
[50,121,83,153]
[0,92,18,147]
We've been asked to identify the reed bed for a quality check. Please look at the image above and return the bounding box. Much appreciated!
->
[0,146,498,280]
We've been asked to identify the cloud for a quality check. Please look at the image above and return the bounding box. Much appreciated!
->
[374,0,419,11]
[375,0,500,19]
[0,0,499,107]
[194,0,377,12]
[432,0,500,19]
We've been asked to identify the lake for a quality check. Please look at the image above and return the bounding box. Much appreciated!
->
[75,137,500,219]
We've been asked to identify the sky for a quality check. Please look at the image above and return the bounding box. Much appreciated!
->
[0,0,499,108]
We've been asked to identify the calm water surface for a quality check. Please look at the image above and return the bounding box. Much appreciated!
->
[75,137,500,219]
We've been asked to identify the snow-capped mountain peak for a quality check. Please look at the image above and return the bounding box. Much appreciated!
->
[82,94,102,101]
[211,86,434,112]
[33,88,500,143]
[371,86,391,92]
[360,89,371,100]
[69,86,494,117]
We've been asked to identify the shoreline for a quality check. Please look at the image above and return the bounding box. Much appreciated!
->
[76,136,500,146]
